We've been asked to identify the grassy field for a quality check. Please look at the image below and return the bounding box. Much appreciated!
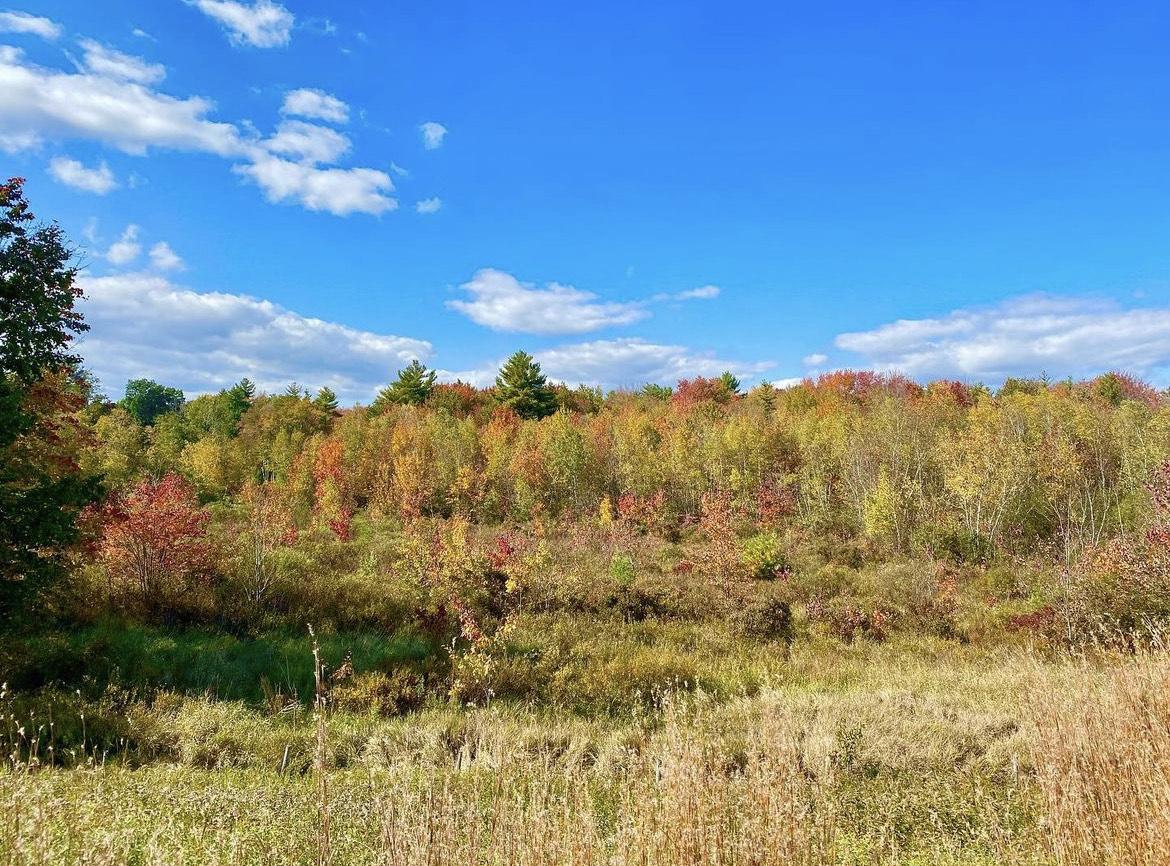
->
[4,624,1168,865]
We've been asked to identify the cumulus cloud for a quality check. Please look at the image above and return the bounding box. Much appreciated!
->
[47,156,117,194]
[234,152,396,216]
[77,272,432,403]
[148,241,184,272]
[802,352,828,367]
[834,294,1170,384]
[0,45,242,155]
[447,269,647,335]
[0,10,60,40]
[105,225,141,265]
[77,38,164,84]
[186,0,293,48]
[415,196,441,214]
[281,88,348,124]
[0,46,396,216]
[446,338,774,391]
[264,120,350,164]
[419,121,447,150]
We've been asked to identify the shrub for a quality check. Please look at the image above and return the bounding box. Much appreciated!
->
[730,586,794,642]
[915,524,993,566]
[741,531,791,580]
[332,669,427,716]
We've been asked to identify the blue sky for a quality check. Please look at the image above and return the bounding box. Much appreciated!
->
[3,0,1170,401]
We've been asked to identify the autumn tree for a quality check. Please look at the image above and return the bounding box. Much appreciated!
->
[0,178,101,626]
[94,472,211,618]
[495,351,557,420]
[234,479,297,609]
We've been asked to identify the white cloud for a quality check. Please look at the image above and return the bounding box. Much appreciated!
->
[0,45,243,156]
[652,285,721,302]
[281,87,348,124]
[77,39,164,85]
[448,268,647,335]
[389,162,409,177]
[415,196,441,214]
[834,294,1170,384]
[187,0,294,48]
[0,47,396,217]
[234,151,396,216]
[264,119,350,164]
[445,338,774,391]
[676,285,720,300]
[148,241,184,272]
[0,10,60,40]
[77,272,432,403]
[47,156,117,194]
[105,225,140,265]
[419,121,447,150]
[802,352,828,367]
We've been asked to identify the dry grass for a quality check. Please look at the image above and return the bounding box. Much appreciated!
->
[3,644,1169,865]
[1026,649,1170,866]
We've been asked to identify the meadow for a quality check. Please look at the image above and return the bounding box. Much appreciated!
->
[3,514,1170,865]
[5,172,1170,864]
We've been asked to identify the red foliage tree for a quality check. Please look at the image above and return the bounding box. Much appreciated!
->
[94,472,211,615]
[813,370,923,403]
[672,377,731,409]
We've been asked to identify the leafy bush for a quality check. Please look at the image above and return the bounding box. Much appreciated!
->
[741,531,791,580]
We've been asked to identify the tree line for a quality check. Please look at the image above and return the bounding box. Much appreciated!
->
[4,175,1170,630]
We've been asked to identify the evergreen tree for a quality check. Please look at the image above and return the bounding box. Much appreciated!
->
[313,386,339,414]
[495,351,558,420]
[371,360,436,412]
[120,378,184,426]
[222,378,255,434]
[718,370,741,399]
[0,177,101,626]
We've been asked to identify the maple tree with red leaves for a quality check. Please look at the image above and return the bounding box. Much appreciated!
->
[93,472,211,616]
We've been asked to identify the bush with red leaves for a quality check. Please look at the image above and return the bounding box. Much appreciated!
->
[93,472,211,617]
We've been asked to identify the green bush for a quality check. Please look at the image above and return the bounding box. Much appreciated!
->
[741,532,791,580]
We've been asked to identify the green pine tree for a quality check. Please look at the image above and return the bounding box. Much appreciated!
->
[495,351,558,420]
[372,360,437,413]
[313,386,339,414]
[718,370,741,399]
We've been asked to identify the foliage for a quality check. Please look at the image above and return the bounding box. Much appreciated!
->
[741,530,791,579]
[372,360,437,411]
[92,472,212,619]
[0,178,100,627]
[120,378,185,426]
[494,351,557,420]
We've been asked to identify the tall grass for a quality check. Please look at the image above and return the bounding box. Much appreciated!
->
[1027,649,1170,866]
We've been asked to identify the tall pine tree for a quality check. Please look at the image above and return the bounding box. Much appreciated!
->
[371,360,436,412]
[495,351,557,420]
